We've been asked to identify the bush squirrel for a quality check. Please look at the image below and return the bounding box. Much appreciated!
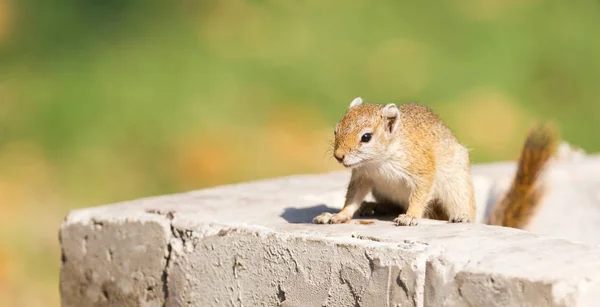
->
[313,97,558,228]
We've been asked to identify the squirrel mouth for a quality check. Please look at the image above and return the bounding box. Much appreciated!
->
[342,161,363,168]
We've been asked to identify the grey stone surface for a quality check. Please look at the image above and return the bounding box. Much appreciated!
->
[59,213,171,307]
[60,153,600,307]
[475,154,600,245]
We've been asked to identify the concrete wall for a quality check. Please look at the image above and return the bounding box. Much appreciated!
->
[59,153,600,307]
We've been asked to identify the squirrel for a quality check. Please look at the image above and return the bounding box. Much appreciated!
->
[312,97,558,228]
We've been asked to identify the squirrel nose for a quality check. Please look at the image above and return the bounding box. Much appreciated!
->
[334,153,345,163]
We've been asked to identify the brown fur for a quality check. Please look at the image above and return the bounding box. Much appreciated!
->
[486,124,558,229]
[394,105,440,220]
[314,99,477,226]
[313,97,558,229]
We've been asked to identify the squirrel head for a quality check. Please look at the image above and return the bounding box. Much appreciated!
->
[332,97,400,168]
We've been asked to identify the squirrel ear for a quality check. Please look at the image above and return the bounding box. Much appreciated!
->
[349,97,363,109]
[382,103,400,133]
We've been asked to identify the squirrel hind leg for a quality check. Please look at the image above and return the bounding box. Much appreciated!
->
[443,194,476,223]
[449,213,473,223]
[434,175,477,223]
[426,198,473,223]
[423,199,449,221]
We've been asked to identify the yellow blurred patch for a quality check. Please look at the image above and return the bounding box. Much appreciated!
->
[172,131,239,189]
[0,140,61,307]
[0,141,56,222]
[172,103,339,190]
[199,0,270,60]
[0,0,12,46]
[366,39,430,97]
[263,104,338,171]
[0,248,11,285]
[439,88,528,158]
[0,180,23,219]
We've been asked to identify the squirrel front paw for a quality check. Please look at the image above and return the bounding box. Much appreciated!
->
[312,212,333,224]
[393,214,419,226]
[312,212,352,224]
[449,214,472,223]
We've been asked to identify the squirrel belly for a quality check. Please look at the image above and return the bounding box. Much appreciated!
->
[313,97,558,229]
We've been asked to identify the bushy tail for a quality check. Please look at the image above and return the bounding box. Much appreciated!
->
[486,124,559,229]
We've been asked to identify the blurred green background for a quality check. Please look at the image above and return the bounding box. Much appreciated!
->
[1,0,599,305]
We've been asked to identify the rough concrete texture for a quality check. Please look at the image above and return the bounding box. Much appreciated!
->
[60,214,170,307]
[476,151,600,245]
[60,153,600,307]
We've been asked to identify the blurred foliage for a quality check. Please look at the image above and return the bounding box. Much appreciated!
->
[1,0,600,305]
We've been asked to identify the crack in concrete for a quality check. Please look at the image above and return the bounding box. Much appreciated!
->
[366,252,375,275]
[352,234,383,242]
[277,284,286,305]
[395,271,410,301]
[145,209,175,220]
[106,249,114,262]
[91,219,104,230]
[162,222,174,306]
[339,268,361,307]
[386,266,392,307]
[145,209,177,306]
[83,235,88,255]
[233,256,243,279]
[286,248,301,274]
[59,230,67,266]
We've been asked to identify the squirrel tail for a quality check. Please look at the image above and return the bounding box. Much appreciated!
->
[486,124,559,229]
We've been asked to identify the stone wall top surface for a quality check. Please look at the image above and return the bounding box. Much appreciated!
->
[61,155,600,306]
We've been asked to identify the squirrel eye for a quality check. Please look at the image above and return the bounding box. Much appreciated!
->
[361,133,372,143]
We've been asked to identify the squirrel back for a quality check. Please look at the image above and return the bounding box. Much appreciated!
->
[486,124,559,229]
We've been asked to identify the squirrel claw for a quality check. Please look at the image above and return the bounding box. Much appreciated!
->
[312,212,333,224]
[449,214,472,223]
[312,212,351,224]
[330,213,351,224]
[394,214,419,226]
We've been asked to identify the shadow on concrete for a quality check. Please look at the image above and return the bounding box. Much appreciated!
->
[280,204,339,223]
[281,202,405,224]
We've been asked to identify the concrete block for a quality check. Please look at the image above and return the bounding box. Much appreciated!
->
[59,159,600,307]
[60,210,172,307]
